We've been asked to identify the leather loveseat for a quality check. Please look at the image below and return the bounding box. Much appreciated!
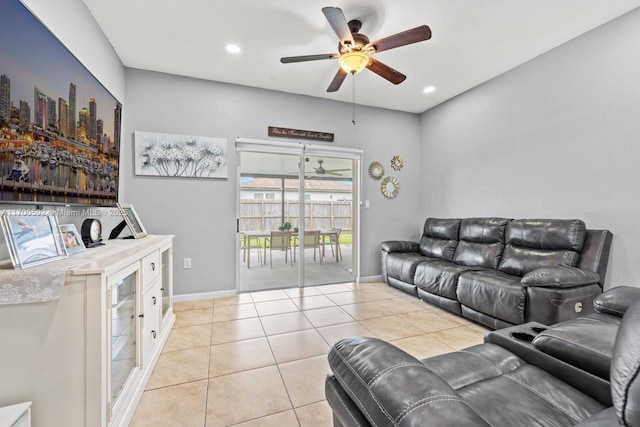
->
[325,296,640,427]
[381,218,612,328]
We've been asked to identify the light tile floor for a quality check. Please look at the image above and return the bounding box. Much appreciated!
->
[130,281,489,426]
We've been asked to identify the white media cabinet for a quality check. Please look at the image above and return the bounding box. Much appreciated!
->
[0,235,175,427]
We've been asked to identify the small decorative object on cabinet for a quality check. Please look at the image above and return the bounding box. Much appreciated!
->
[81,218,104,247]
[381,176,400,199]
[368,161,384,180]
[0,235,174,427]
[117,203,148,239]
[60,224,86,255]
[0,210,68,269]
[391,155,404,171]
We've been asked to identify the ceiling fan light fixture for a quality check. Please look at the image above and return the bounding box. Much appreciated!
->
[338,51,369,74]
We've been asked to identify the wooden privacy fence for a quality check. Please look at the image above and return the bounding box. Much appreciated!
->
[240,200,352,232]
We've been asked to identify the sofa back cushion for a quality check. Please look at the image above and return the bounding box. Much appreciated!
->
[419,218,460,261]
[453,218,509,269]
[498,219,586,277]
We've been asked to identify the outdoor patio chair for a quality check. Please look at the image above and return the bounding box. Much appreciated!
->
[240,232,262,267]
[321,228,342,262]
[266,230,293,268]
[293,229,322,264]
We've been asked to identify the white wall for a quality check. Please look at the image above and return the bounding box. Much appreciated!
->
[123,69,423,296]
[21,0,125,104]
[420,8,640,290]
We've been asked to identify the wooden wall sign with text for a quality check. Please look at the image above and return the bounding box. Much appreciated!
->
[268,126,334,142]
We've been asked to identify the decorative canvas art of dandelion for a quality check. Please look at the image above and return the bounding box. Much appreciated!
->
[134,131,228,179]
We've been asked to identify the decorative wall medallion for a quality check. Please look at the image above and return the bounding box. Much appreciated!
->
[381,176,399,199]
[391,155,404,171]
[368,161,384,180]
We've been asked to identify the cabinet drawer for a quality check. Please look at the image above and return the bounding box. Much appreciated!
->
[141,313,161,368]
[142,281,161,328]
[142,251,160,288]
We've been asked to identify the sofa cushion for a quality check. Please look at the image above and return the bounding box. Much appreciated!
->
[498,219,586,277]
[419,218,460,260]
[532,314,620,380]
[414,260,476,300]
[458,217,509,243]
[452,218,508,269]
[457,270,526,325]
[423,344,605,426]
[505,218,587,251]
[384,252,434,284]
[498,245,580,277]
[453,240,505,269]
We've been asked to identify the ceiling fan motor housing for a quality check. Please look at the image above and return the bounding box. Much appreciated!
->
[339,32,370,54]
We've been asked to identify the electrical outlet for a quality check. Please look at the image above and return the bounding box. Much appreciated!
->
[184,258,192,269]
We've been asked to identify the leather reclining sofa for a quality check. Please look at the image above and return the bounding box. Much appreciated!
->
[381,217,612,328]
[325,286,640,426]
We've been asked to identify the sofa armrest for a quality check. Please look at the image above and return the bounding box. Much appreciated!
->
[380,240,419,253]
[328,337,491,426]
[521,266,600,289]
[593,286,640,317]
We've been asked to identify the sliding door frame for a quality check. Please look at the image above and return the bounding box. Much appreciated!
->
[235,137,362,290]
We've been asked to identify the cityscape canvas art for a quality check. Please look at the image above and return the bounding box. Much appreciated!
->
[134,131,227,179]
[0,0,122,206]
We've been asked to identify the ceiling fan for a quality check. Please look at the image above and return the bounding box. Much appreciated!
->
[290,159,350,177]
[280,7,432,92]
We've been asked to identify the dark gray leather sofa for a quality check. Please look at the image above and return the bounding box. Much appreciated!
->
[325,295,640,427]
[381,217,612,328]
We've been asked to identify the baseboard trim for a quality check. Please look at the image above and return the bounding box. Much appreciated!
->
[358,275,383,283]
[173,289,237,302]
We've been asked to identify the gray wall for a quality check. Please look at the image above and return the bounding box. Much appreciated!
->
[123,69,422,296]
[420,8,640,290]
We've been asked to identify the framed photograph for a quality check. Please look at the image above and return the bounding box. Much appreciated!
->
[1,211,68,269]
[117,203,148,239]
[60,224,86,255]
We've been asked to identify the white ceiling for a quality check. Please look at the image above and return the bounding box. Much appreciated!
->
[80,1,640,114]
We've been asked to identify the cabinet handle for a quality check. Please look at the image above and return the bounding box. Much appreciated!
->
[151,262,156,271]
[152,296,157,305]
[160,287,165,291]
[138,313,144,318]
[152,330,157,339]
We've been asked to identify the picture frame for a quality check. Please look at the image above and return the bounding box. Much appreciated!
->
[60,224,87,255]
[0,210,68,269]
[117,203,148,239]
[134,131,228,179]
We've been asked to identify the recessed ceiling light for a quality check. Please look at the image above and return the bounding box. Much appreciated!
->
[423,86,436,94]
[226,44,241,54]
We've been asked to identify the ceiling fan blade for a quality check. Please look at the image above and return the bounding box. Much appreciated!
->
[365,25,432,53]
[366,58,406,85]
[322,7,355,47]
[327,68,348,92]
[326,171,344,176]
[280,53,338,63]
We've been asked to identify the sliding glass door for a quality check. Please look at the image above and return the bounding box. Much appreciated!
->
[236,139,360,292]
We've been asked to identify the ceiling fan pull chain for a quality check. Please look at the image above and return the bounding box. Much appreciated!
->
[352,73,356,125]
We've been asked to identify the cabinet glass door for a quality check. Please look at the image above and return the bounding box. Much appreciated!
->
[161,248,171,318]
[110,269,137,403]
